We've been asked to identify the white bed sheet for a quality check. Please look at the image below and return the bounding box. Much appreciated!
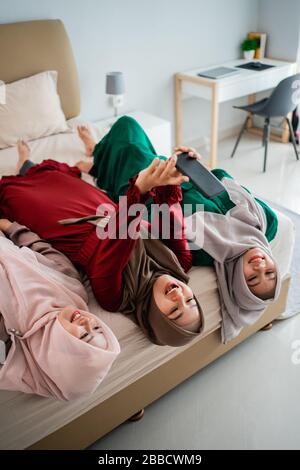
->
[0,118,105,178]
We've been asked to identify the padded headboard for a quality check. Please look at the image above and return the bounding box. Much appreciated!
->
[0,19,80,119]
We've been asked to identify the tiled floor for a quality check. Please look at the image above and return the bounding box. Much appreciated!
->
[89,312,300,450]
[215,132,300,214]
[89,133,300,450]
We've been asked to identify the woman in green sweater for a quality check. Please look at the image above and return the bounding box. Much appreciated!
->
[76,115,278,266]
[77,115,282,340]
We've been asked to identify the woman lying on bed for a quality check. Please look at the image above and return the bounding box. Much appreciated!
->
[75,116,282,342]
[0,218,120,400]
[0,142,205,348]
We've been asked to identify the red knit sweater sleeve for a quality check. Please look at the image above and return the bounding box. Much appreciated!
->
[88,181,191,312]
[152,185,192,273]
[87,177,152,312]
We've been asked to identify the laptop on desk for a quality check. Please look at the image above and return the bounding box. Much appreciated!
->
[197,67,240,79]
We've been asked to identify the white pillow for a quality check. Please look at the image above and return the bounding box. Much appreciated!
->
[0,71,69,149]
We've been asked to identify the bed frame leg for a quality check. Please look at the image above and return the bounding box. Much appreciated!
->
[128,409,145,422]
[260,322,273,331]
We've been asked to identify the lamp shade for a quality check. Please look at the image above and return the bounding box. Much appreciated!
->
[105,72,125,95]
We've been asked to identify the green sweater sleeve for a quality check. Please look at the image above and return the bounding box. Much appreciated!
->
[211,168,234,181]
[191,248,214,267]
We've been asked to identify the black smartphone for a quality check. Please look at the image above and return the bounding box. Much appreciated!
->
[175,153,226,198]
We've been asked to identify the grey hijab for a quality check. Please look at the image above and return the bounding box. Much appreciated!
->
[185,178,281,343]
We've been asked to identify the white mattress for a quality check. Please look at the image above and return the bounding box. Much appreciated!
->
[0,122,294,449]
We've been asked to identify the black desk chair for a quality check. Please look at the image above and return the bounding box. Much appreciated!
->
[231,73,300,172]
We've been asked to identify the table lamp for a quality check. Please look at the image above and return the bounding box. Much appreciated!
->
[105,71,125,117]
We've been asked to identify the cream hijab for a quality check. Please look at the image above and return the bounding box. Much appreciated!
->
[185,178,281,343]
[120,225,205,347]
[0,235,120,400]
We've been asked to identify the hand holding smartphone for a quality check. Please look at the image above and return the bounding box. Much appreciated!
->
[175,153,226,198]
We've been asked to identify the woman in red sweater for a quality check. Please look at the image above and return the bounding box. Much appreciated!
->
[0,141,204,347]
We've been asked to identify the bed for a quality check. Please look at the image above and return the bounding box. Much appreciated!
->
[0,19,293,450]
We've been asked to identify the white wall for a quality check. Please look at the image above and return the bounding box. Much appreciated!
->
[1,0,259,146]
[258,0,300,63]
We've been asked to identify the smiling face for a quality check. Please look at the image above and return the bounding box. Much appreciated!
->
[152,275,201,331]
[58,306,103,343]
[243,247,277,299]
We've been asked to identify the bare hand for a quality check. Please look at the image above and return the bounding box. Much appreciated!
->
[135,157,189,194]
[173,146,202,161]
[173,146,212,169]
[75,160,93,174]
[0,219,13,233]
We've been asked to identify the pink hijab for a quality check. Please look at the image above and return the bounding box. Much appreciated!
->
[0,236,120,400]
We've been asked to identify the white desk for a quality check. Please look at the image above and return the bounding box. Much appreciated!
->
[175,58,297,167]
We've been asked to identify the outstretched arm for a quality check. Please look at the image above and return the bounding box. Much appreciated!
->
[86,157,191,311]
[152,183,192,273]
[135,156,192,271]
[0,219,81,280]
